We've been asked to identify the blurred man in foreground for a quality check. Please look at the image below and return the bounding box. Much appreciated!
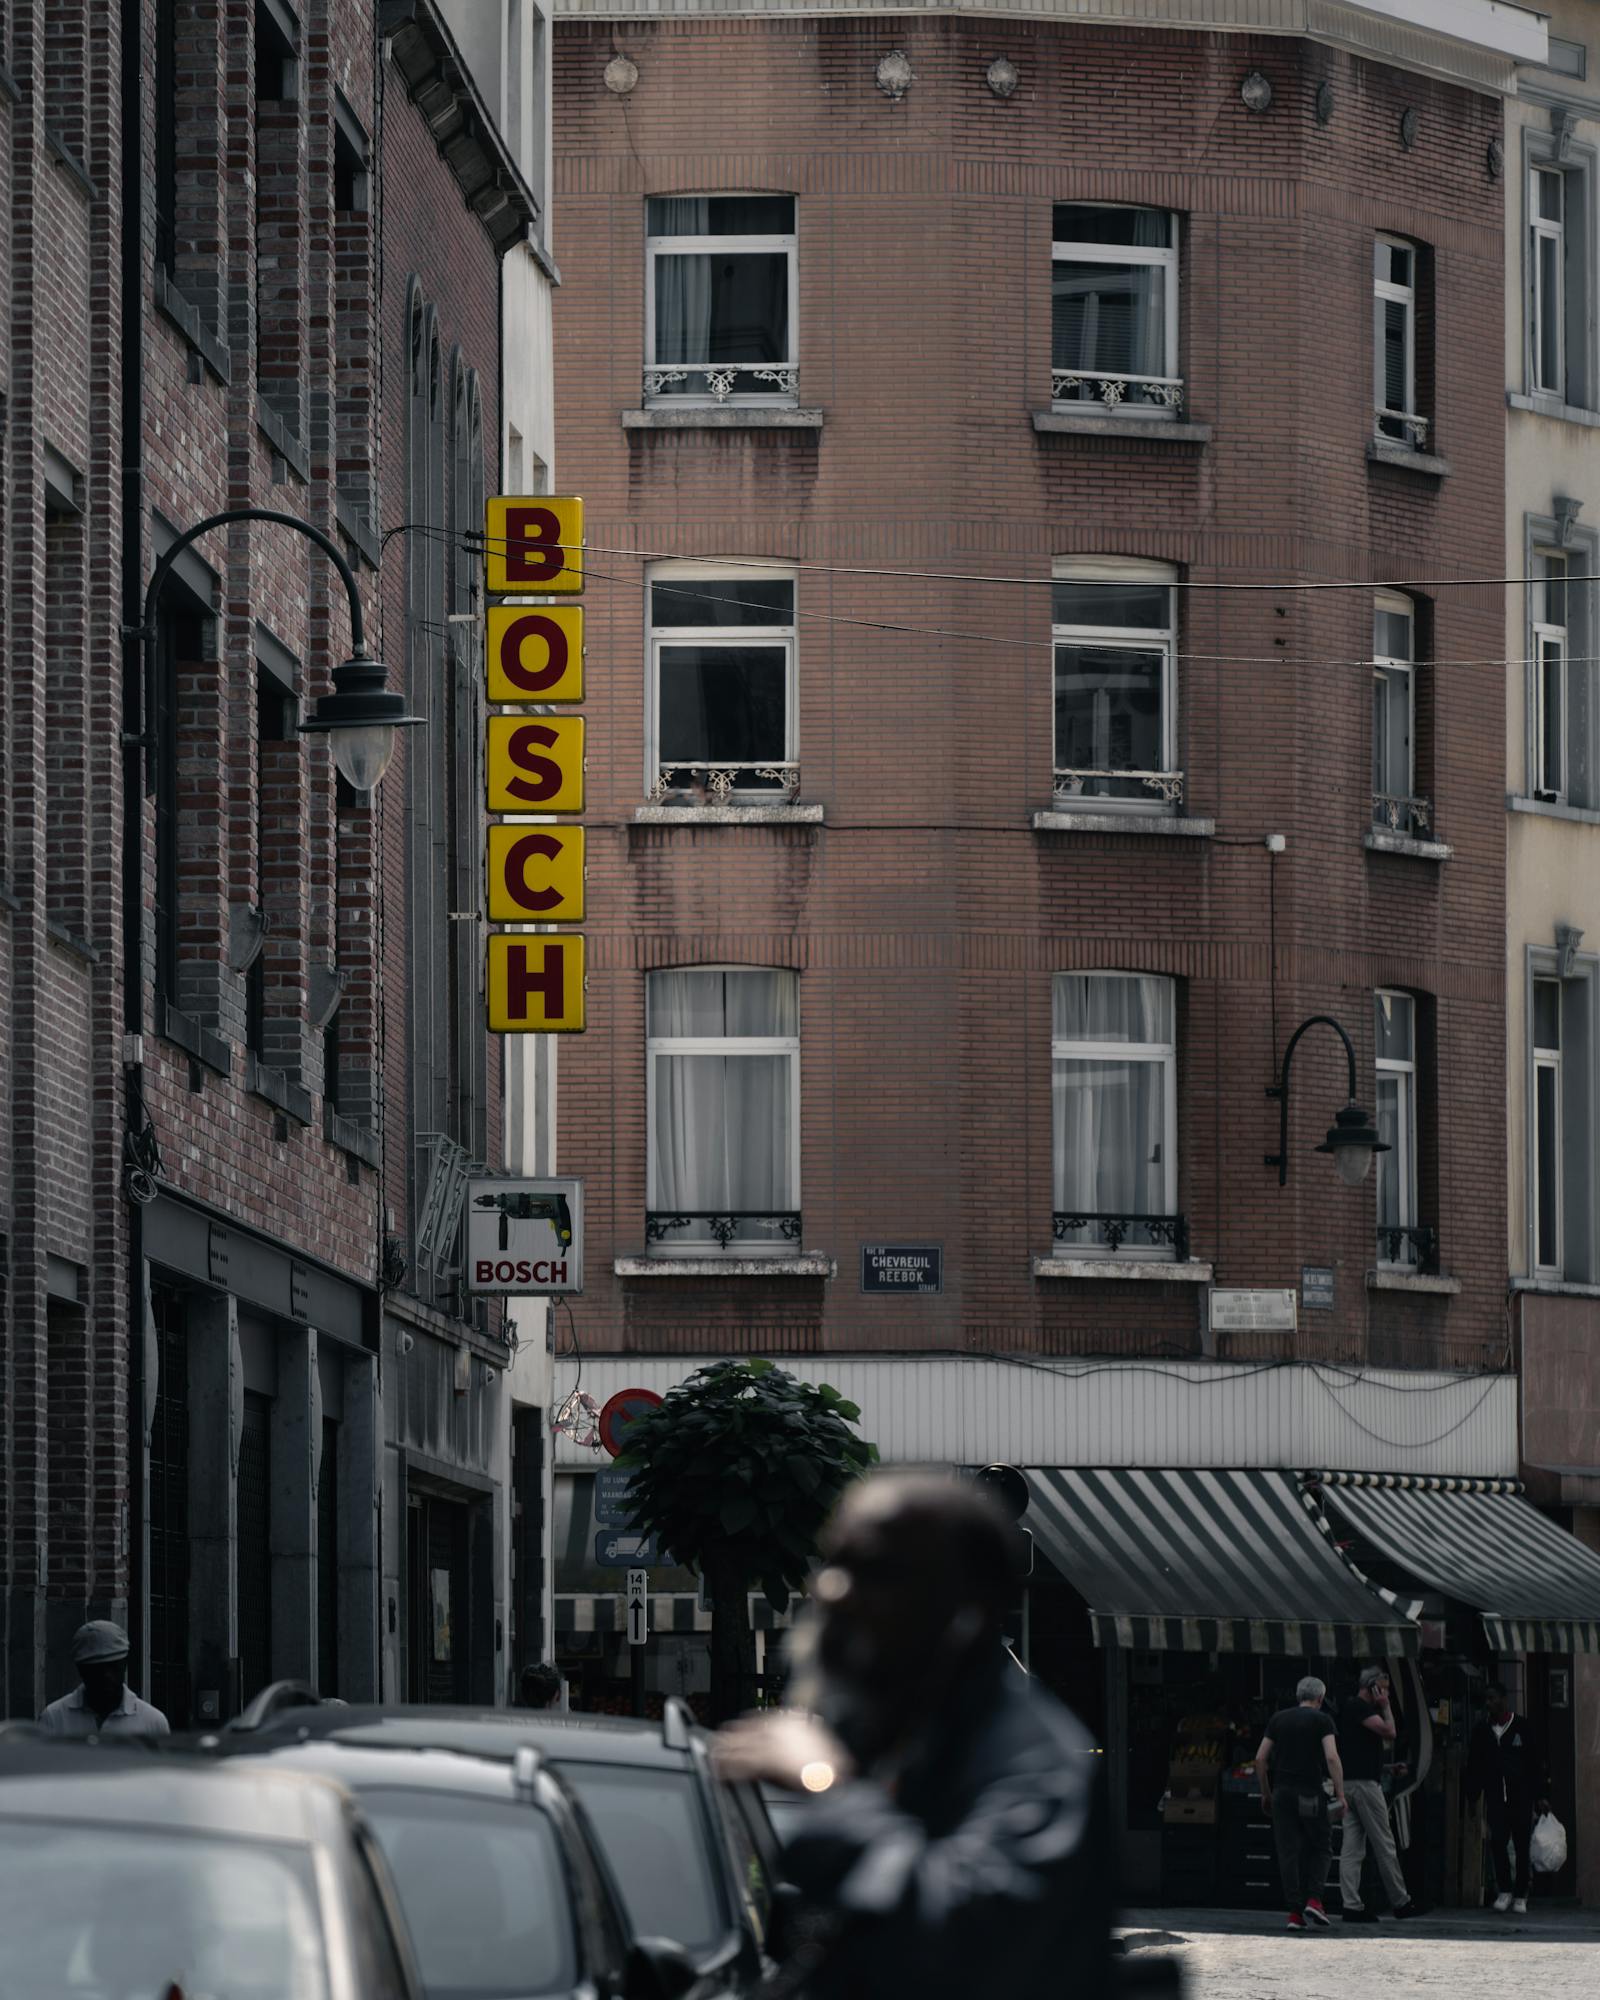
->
[39,1621,169,1738]
[715,1474,1113,2000]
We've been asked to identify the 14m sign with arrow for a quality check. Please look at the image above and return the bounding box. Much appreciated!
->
[625,1568,649,1647]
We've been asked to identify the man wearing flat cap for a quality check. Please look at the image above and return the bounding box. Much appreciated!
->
[40,1621,169,1738]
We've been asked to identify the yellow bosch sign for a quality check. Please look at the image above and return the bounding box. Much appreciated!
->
[484,496,584,596]
[486,715,585,815]
[487,824,586,924]
[487,934,586,1034]
[487,604,584,704]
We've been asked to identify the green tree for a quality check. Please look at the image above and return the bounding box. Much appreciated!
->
[618,1359,878,1721]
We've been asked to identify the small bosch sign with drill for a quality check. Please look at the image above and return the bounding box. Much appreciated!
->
[465,1176,583,1294]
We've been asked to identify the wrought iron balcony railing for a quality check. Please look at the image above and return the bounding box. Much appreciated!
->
[1377,1223,1439,1272]
[1375,409,1430,450]
[1052,369,1185,411]
[1052,769,1184,808]
[1053,1211,1190,1260]
[1372,792,1433,836]
[646,1210,803,1252]
[648,762,800,805]
[644,364,799,404]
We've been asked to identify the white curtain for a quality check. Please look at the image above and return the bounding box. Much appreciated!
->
[650,971,797,1247]
[1052,976,1171,1245]
[652,202,715,369]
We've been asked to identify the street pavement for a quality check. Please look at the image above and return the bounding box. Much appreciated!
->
[1120,1905,1600,1998]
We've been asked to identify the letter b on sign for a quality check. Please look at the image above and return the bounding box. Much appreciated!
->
[484,496,584,595]
[487,934,586,1033]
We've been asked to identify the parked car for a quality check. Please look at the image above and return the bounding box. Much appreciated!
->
[222,1693,782,1997]
[0,1733,424,1998]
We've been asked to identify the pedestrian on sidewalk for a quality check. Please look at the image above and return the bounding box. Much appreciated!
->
[714,1474,1114,1999]
[1466,1685,1550,1914]
[1337,1666,1418,1921]
[1255,1676,1347,1931]
[38,1622,169,1739]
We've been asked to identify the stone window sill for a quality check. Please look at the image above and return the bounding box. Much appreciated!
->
[615,1254,836,1279]
[336,488,381,569]
[161,1001,232,1077]
[1507,792,1600,826]
[246,1052,313,1125]
[1510,1275,1600,1298]
[324,1104,380,1167]
[258,402,310,482]
[1364,828,1453,861]
[1507,391,1600,429]
[153,266,230,384]
[44,125,96,200]
[1033,809,1214,837]
[1367,436,1450,477]
[46,919,99,965]
[1031,408,1212,444]
[1367,1267,1461,1296]
[623,406,824,432]
[1033,1256,1214,1283]
[633,802,825,826]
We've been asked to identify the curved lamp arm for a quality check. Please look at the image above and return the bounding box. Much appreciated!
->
[1265,1014,1360,1187]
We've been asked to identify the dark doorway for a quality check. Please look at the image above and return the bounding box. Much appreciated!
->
[408,1489,470,1703]
[237,1391,273,1702]
[317,1417,340,1697]
[147,1282,191,1728]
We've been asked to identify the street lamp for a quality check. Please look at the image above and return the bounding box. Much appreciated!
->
[1265,1013,1387,1188]
[143,508,420,792]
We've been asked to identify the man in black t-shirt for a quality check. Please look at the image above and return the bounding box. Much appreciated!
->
[1255,1676,1347,1930]
[1337,1665,1417,1920]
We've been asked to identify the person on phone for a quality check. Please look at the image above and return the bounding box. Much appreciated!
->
[714,1473,1113,2000]
[1255,1677,1346,1931]
[1337,1665,1417,1921]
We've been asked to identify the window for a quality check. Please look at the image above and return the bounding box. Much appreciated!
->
[646,968,800,1255]
[1534,550,1568,801]
[644,196,796,404]
[1374,237,1424,446]
[1534,977,1563,1276]
[1052,207,1179,412]
[1532,167,1566,396]
[1375,991,1420,1267]
[255,0,303,438]
[1052,559,1178,807]
[1371,592,1424,832]
[647,566,796,801]
[1051,974,1180,1258]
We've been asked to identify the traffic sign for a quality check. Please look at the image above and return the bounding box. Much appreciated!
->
[594,1468,638,1527]
[598,1387,663,1459]
[626,1569,649,1647]
[487,824,585,923]
[486,935,585,1034]
[487,715,585,813]
[487,604,584,704]
[484,495,584,595]
[594,1531,659,1567]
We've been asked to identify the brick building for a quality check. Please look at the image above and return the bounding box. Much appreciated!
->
[0,0,549,1724]
[549,0,1600,1902]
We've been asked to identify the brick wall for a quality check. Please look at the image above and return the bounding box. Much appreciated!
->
[553,18,1509,1365]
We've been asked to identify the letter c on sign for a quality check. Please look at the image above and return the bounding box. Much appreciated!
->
[505,832,562,913]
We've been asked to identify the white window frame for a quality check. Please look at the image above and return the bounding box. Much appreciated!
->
[1533,977,1564,1278]
[1534,547,1568,802]
[1051,207,1179,412]
[1371,589,1415,823]
[643,560,797,801]
[645,966,801,1259]
[1051,556,1179,808]
[643,195,798,406]
[1531,165,1567,397]
[1375,989,1418,1266]
[1051,971,1178,1259]
[1373,236,1420,443]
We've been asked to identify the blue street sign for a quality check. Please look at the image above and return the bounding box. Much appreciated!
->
[595,1531,659,1568]
[594,1468,638,1527]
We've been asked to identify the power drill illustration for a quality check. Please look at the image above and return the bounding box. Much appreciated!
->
[473,1190,573,1252]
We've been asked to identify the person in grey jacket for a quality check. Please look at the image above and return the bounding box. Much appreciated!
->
[715,1474,1113,2000]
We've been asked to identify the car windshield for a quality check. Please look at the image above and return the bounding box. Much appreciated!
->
[555,1762,726,1957]
[360,1786,578,1999]
[0,1816,328,1999]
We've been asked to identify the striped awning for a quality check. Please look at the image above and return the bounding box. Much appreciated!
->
[1313,1475,1600,1654]
[1027,1467,1420,1657]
